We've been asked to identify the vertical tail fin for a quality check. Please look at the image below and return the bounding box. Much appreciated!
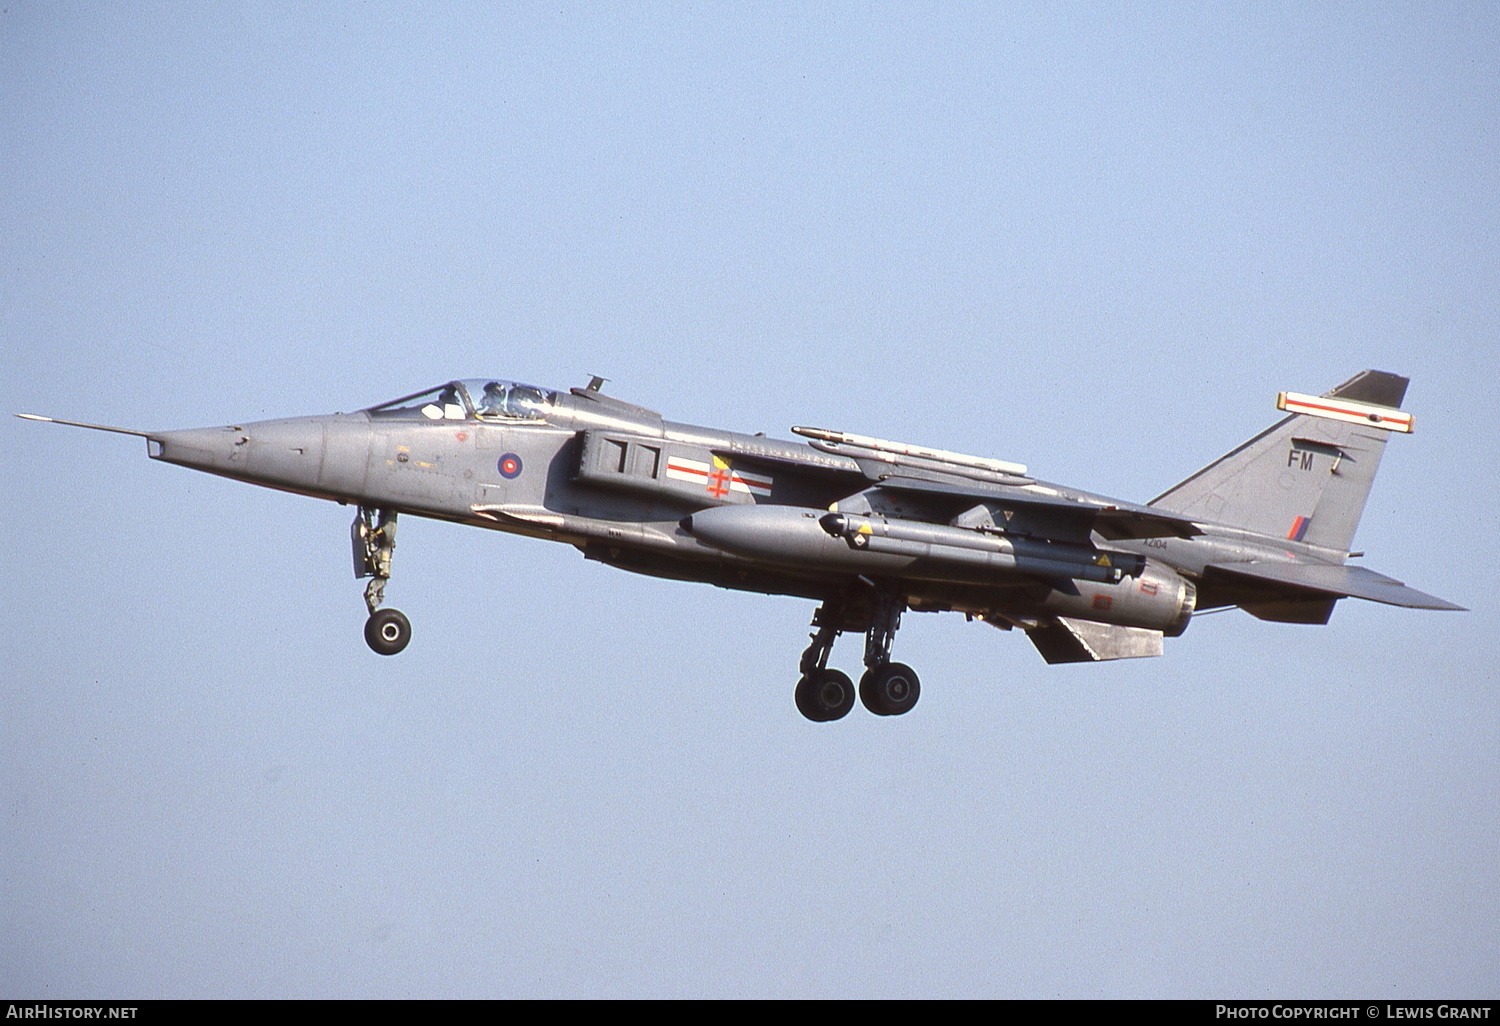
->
[1148,370,1410,553]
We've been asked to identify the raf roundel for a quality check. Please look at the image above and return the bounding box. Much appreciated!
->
[498,453,523,479]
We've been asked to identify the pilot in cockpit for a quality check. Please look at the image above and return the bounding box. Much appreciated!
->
[480,381,507,417]
[508,385,549,418]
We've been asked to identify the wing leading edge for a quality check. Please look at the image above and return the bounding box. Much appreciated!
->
[871,476,1202,540]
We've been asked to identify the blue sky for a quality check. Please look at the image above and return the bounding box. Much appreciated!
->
[3,2,1497,997]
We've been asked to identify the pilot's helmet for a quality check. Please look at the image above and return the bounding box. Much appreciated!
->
[480,382,507,413]
[511,386,547,414]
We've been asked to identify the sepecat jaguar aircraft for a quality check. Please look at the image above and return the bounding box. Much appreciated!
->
[19,369,1461,722]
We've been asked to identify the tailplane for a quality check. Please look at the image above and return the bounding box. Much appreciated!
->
[1148,370,1410,553]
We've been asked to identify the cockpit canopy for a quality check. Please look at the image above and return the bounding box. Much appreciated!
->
[366,380,557,422]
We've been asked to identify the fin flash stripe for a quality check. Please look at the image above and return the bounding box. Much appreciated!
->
[1278,392,1414,433]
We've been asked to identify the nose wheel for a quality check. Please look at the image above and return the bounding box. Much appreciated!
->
[364,607,412,655]
[354,507,411,655]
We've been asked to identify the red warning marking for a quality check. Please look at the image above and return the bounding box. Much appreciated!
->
[1091,595,1113,611]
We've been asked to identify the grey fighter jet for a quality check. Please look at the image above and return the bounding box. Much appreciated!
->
[19,369,1461,722]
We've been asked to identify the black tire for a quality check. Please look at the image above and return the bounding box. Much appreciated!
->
[794,668,855,722]
[860,662,921,716]
[364,608,412,656]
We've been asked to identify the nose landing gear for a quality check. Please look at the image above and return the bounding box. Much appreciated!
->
[353,507,410,655]
[794,588,920,722]
[364,607,412,655]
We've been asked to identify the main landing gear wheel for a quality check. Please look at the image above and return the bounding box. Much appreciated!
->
[794,591,923,721]
[860,662,920,717]
[364,607,412,656]
[795,669,856,722]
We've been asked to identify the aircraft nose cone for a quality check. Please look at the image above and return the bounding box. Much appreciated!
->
[150,418,328,491]
[148,425,245,471]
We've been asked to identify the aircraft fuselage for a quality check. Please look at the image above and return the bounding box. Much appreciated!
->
[25,369,1458,721]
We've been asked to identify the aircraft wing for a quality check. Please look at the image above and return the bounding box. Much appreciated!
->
[709,445,866,479]
[1202,561,1464,610]
[873,475,1203,540]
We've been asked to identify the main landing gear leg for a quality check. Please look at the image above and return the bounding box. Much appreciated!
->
[353,507,411,656]
[859,591,920,716]
[794,603,855,722]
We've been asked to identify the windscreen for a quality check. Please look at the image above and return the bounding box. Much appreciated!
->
[366,383,469,421]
